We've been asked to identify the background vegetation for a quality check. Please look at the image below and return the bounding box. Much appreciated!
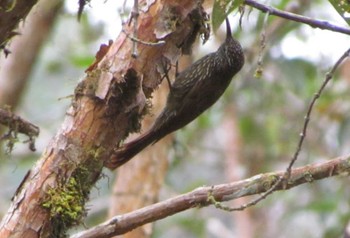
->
[1,0,350,237]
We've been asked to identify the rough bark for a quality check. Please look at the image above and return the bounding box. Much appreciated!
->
[0,0,39,52]
[0,0,207,237]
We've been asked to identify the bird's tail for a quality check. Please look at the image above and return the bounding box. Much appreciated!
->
[104,130,157,169]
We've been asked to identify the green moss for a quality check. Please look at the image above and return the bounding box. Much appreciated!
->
[41,156,103,235]
[42,177,85,226]
[87,146,105,160]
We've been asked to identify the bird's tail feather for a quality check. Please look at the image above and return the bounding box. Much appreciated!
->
[105,130,157,169]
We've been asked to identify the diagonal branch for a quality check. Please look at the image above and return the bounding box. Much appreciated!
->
[0,1,211,237]
[0,108,39,152]
[244,0,350,35]
[0,0,39,54]
[230,47,350,211]
[0,108,39,138]
[71,154,350,238]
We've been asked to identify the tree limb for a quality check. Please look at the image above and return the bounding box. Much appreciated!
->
[0,108,39,138]
[0,0,61,108]
[0,0,39,54]
[0,108,39,152]
[244,0,350,35]
[233,47,350,211]
[71,154,350,238]
[0,1,210,237]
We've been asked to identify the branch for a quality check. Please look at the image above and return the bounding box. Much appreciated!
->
[244,0,350,36]
[71,154,350,238]
[0,1,210,237]
[233,47,350,210]
[0,0,38,54]
[0,108,39,138]
[0,108,39,152]
[0,107,39,152]
[0,0,61,109]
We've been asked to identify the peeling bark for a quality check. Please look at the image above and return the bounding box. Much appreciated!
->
[0,0,207,237]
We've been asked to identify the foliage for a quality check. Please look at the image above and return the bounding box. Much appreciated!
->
[328,0,350,26]
[212,0,244,32]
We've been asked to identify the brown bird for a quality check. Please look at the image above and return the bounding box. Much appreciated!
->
[106,18,244,169]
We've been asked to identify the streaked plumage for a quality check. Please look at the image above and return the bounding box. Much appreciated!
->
[106,18,244,169]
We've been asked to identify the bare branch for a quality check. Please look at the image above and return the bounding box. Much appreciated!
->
[0,108,39,137]
[0,108,39,152]
[71,155,350,238]
[0,0,38,54]
[230,47,350,211]
[287,48,350,174]
[121,29,165,46]
[244,0,350,36]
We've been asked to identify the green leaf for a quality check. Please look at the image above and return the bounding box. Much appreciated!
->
[212,0,244,32]
[328,0,350,26]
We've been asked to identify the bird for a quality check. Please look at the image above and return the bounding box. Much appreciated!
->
[106,18,244,169]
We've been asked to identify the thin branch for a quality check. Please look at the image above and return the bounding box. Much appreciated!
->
[71,155,350,238]
[0,108,39,138]
[121,29,165,46]
[244,0,350,36]
[228,47,350,211]
[131,0,139,58]
[288,48,350,174]
[0,108,39,152]
[254,9,269,77]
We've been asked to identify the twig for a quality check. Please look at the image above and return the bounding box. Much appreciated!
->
[71,154,350,238]
[130,0,139,58]
[0,108,39,138]
[223,47,350,211]
[286,48,350,174]
[121,29,165,46]
[0,108,39,152]
[244,0,350,36]
[254,10,269,78]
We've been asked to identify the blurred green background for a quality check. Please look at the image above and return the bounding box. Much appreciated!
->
[1,0,350,237]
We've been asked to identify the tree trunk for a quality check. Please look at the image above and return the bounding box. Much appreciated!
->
[0,0,207,237]
[222,107,255,238]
